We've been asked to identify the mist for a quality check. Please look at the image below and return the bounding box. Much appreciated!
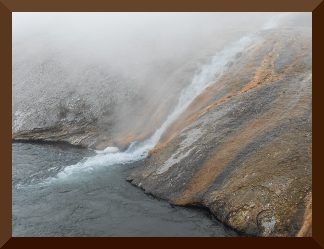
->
[13,13,281,78]
[12,12,303,149]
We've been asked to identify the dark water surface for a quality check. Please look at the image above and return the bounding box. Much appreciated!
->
[12,142,239,237]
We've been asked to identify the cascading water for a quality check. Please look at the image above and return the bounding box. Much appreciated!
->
[55,35,253,180]
[52,13,290,181]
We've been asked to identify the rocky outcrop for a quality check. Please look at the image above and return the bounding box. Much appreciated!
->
[126,27,312,236]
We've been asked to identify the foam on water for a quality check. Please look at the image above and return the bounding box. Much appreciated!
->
[47,13,288,182]
[95,146,119,154]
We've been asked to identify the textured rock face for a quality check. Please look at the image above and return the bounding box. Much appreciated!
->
[126,27,312,236]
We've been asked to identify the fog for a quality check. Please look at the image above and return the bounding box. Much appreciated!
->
[13,13,280,80]
[12,12,305,148]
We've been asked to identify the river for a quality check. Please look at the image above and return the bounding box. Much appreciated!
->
[12,142,239,237]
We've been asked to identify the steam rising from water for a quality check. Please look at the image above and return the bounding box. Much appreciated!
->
[55,13,292,180]
[13,13,296,183]
[56,35,254,179]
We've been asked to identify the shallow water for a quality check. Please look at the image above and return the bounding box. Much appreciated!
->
[12,142,239,237]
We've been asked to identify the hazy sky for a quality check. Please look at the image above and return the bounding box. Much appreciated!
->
[13,13,283,75]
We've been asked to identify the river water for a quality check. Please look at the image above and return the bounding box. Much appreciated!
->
[12,142,239,237]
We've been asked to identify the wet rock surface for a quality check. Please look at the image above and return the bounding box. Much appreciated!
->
[127,27,312,236]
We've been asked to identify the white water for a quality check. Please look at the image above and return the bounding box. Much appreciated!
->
[56,35,253,179]
[55,14,290,180]
[95,147,119,154]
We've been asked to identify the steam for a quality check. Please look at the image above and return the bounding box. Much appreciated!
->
[262,13,290,30]
[55,33,255,180]
[13,13,281,81]
[12,12,307,182]
[13,12,287,139]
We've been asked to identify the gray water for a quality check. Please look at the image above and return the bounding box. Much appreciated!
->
[12,142,239,237]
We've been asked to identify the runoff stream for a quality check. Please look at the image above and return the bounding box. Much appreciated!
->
[12,14,286,236]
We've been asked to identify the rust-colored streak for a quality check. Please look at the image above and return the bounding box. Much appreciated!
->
[228,40,275,92]
[149,36,310,157]
[174,74,311,205]
[297,194,312,237]
[175,111,281,205]
[108,35,310,153]
[148,40,281,156]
